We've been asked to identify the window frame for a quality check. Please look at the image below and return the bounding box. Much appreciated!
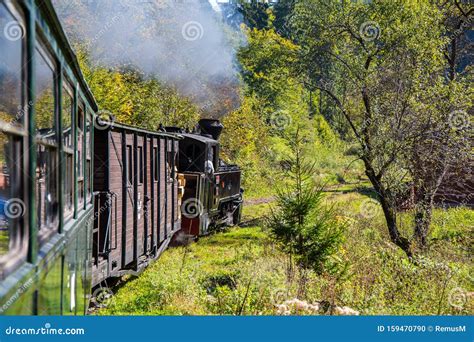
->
[137,145,143,185]
[127,145,133,187]
[0,0,28,274]
[153,146,158,182]
[76,101,85,209]
[61,77,74,221]
[85,110,92,203]
[35,36,60,246]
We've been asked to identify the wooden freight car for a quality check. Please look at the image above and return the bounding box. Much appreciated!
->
[92,123,182,286]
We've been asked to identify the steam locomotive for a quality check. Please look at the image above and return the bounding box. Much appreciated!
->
[0,0,241,315]
[166,119,243,238]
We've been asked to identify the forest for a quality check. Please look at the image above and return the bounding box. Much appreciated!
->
[52,0,473,315]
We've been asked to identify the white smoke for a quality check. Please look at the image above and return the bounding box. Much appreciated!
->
[53,0,243,116]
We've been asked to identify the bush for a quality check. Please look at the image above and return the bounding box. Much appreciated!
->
[266,129,345,275]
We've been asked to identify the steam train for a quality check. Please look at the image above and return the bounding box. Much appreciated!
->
[0,0,242,315]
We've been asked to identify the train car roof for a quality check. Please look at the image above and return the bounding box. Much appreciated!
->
[179,133,219,145]
[38,0,98,111]
[103,121,183,139]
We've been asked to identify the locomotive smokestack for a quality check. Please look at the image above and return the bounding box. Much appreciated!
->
[198,119,223,140]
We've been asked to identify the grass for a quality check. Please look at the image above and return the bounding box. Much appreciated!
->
[0,226,8,255]
[97,184,473,316]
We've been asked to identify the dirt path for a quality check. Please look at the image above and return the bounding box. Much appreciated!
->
[244,196,275,206]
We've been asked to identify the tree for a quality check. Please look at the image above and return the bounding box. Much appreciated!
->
[435,0,473,81]
[236,0,271,30]
[289,0,465,256]
[238,27,299,109]
[267,129,345,279]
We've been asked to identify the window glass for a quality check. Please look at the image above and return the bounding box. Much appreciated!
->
[36,145,59,230]
[85,111,92,201]
[64,153,73,214]
[138,146,143,184]
[86,160,91,198]
[127,145,132,186]
[0,4,24,127]
[153,147,158,181]
[35,46,55,139]
[35,41,59,232]
[77,105,84,177]
[85,111,91,158]
[62,84,73,148]
[0,133,21,256]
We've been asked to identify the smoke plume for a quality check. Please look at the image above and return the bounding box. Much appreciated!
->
[52,0,243,116]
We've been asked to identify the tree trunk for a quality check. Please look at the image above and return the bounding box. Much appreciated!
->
[414,190,435,249]
[378,194,412,257]
[364,165,412,257]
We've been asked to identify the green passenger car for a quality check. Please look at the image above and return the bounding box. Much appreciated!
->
[0,0,96,315]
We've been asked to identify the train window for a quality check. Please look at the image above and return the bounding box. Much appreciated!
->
[36,145,59,232]
[138,146,143,184]
[0,3,24,127]
[166,151,173,181]
[85,111,92,202]
[0,4,27,273]
[35,44,56,138]
[0,133,22,257]
[127,145,133,186]
[77,104,84,207]
[212,146,218,169]
[64,153,73,215]
[62,82,73,148]
[62,80,74,218]
[35,40,59,236]
[153,147,158,182]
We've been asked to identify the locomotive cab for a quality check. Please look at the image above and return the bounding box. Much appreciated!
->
[172,120,243,238]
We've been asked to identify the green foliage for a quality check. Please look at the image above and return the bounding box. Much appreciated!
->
[76,46,200,130]
[237,0,271,30]
[267,130,345,274]
[220,95,275,198]
[238,27,299,107]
